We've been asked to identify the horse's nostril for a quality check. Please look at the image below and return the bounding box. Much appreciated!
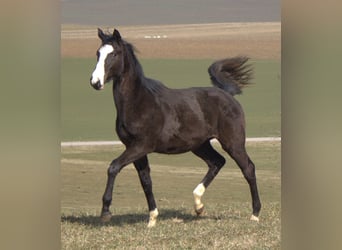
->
[90,76,100,88]
[90,80,103,90]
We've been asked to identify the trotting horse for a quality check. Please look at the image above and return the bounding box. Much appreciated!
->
[90,28,261,227]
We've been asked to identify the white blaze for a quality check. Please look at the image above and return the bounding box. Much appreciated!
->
[91,44,114,88]
[193,183,206,210]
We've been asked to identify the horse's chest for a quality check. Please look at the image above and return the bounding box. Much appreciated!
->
[116,119,136,142]
[116,114,153,142]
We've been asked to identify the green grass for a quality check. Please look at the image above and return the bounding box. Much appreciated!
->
[62,58,280,141]
[61,141,280,249]
[61,203,280,249]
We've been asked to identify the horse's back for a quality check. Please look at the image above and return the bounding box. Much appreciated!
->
[167,87,244,124]
[153,86,245,153]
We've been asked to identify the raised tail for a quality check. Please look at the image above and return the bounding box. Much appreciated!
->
[208,56,253,96]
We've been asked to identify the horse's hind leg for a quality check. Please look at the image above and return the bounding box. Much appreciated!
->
[192,140,226,215]
[134,156,158,227]
[222,142,261,221]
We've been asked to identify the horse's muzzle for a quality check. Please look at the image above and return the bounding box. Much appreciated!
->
[90,78,104,90]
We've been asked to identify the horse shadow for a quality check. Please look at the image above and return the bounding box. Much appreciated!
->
[61,208,211,228]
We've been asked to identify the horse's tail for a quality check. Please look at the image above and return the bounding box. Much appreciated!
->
[208,56,253,96]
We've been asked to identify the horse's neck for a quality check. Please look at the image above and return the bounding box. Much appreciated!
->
[113,50,147,118]
[112,72,144,116]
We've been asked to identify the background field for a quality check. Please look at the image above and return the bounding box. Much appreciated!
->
[62,22,280,142]
[61,21,281,249]
[62,141,280,249]
[62,58,280,141]
[61,23,280,59]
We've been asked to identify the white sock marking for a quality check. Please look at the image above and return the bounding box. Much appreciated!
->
[147,208,159,228]
[250,214,259,222]
[193,183,205,210]
[91,44,114,88]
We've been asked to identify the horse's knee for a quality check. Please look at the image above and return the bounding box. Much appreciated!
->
[107,161,121,176]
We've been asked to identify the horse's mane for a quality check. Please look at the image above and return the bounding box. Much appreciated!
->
[99,31,144,78]
[123,41,144,77]
[123,40,167,95]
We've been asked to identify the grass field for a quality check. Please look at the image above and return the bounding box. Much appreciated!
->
[62,58,280,141]
[61,141,280,249]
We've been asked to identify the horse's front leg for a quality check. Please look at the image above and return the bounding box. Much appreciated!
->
[101,147,146,222]
[134,156,158,227]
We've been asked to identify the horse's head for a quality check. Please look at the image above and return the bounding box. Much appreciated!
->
[90,28,124,90]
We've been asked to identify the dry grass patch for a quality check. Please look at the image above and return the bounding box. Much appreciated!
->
[61,22,280,59]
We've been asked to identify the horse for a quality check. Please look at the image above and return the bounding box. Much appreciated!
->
[90,28,261,227]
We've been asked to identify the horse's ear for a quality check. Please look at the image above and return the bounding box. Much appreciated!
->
[98,28,106,41]
[113,29,121,41]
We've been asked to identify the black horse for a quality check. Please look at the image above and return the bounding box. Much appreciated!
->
[90,28,261,227]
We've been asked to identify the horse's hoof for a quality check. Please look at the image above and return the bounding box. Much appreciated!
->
[195,205,204,216]
[101,212,112,223]
[250,214,259,222]
[147,219,156,228]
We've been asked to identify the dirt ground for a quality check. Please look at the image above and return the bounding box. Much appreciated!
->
[61,22,280,59]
